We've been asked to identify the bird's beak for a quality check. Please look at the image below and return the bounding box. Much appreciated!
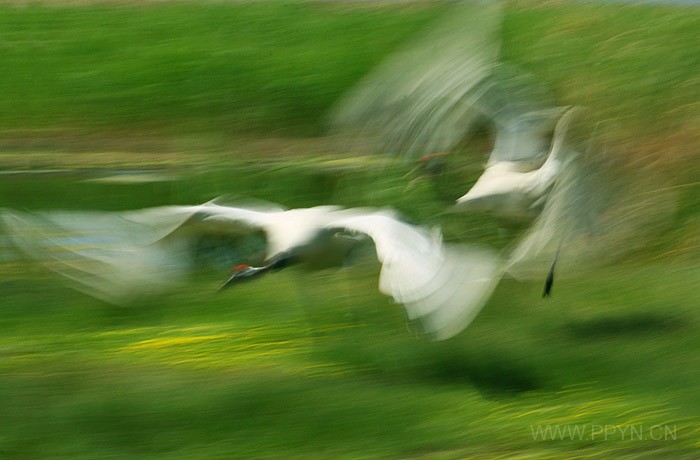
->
[217,273,239,292]
[218,267,260,292]
[217,271,248,292]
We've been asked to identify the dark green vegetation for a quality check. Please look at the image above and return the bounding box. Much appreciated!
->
[0,2,443,135]
[1,1,699,458]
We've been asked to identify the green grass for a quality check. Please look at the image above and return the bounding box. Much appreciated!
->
[0,2,444,136]
[501,3,700,140]
[2,252,700,458]
[0,1,697,146]
[1,1,699,458]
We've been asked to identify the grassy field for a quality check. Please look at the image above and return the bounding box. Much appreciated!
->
[1,1,699,458]
[0,2,445,136]
[2,232,700,458]
[0,1,698,149]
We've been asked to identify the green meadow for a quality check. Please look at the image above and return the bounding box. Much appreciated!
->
[0,1,699,458]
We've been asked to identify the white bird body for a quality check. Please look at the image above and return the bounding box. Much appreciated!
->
[2,202,502,340]
[455,107,578,223]
[455,162,547,222]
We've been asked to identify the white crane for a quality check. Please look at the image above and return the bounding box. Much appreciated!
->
[451,105,611,294]
[1,202,502,340]
[328,3,614,294]
[328,1,577,225]
[331,1,679,298]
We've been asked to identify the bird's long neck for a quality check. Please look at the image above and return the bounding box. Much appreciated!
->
[529,106,579,189]
[545,107,579,164]
[262,250,300,272]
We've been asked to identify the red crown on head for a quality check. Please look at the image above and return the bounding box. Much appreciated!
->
[231,264,250,272]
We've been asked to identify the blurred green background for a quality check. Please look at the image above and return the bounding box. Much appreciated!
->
[0,1,699,458]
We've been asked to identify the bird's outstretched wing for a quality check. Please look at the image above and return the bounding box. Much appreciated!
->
[0,203,277,304]
[503,106,612,278]
[329,1,563,171]
[329,1,502,157]
[504,113,678,281]
[486,103,568,168]
[504,149,607,280]
[3,203,503,339]
[326,211,502,340]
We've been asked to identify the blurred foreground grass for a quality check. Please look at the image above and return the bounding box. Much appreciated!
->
[1,0,699,458]
[2,253,700,458]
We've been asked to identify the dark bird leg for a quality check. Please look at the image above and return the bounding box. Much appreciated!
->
[542,260,556,298]
[542,241,562,298]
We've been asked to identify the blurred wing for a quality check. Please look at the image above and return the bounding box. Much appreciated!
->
[327,212,502,340]
[504,118,678,280]
[329,0,565,175]
[488,105,568,168]
[504,150,607,279]
[479,65,564,167]
[1,204,275,304]
[329,1,502,157]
